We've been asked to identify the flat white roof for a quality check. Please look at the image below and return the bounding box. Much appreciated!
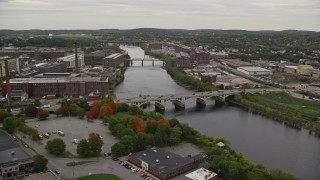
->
[238,66,270,72]
[185,168,217,180]
[285,65,298,70]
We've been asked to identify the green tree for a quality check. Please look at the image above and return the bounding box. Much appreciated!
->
[270,169,298,180]
[88,133,104,156]
[33,154,48,172]
[77,139,91,157]
[3,117,19,134]
[120,128,135,138]
[169,126,182,145]
[33,99,41,107]
[133,133,149,152]
[111,142,126,157]
[0,110,11,123]
[45,138,66,156]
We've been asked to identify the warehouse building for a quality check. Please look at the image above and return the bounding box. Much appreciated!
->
[237,66,271,76]
[128,147,204,180]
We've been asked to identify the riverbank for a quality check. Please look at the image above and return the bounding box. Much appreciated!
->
[229,92,320,134]
[143,48,216,92]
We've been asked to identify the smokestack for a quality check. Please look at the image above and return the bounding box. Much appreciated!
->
[74,41,79,73]
[4,60,11,106]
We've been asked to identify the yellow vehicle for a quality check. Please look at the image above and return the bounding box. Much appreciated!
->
[38,134,44,140]
[58,130,65,136]
[44,133,50,139]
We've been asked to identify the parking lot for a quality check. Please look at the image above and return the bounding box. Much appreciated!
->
[25,116,117,155]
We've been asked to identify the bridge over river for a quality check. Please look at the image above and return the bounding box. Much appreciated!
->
[128,58,163,66]
[117,88,285,111]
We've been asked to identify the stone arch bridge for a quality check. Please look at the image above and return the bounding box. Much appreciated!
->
[116,88,285,111]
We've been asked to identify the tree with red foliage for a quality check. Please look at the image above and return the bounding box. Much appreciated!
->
[87,108,99,119]
[108,101,117,114]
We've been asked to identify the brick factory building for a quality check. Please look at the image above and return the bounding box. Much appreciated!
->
[38,62,67,73]
[102,53,127,69]
[0,130,34,180]
[1,77,108,98]
[84,51,108,65]
[128,147,204,180]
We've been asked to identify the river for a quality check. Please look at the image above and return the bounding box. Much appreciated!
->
[116,46,320,180]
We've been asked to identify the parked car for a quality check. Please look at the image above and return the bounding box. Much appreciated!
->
[111,156,119,161]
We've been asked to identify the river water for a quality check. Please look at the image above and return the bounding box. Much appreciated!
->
[116,46,320,180]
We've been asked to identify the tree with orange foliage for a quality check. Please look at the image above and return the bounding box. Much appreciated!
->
[91,100,100,109]
[127,115,146,133]
[158,119,169,126]
[100,104,113,118]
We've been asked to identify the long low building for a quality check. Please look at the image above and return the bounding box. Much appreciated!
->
[128,147,204,180]
[1,77,108,99]
[237,66,271,76]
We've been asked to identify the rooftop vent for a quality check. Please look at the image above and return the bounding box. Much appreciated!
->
[143,153,147,156]
[153,149,157,153]
[167,156,170,159]
[11,151,15,156]
[156,160,159,163]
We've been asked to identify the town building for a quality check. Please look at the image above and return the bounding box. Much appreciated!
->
[128,147,204,180]
[175,52,192,68]
[37,62,67,73]
[57,53,84,70]
[1,77,108,99]
[84,51,108,65]
[237,66,271,76]
[185,168,218,180]
[296,65,314,76]
[0,58,19,78]
[102,53,126,69]
[0,130,34,180]
[224,59,252,69]
[147,43,163,53]
[200,73,218,83]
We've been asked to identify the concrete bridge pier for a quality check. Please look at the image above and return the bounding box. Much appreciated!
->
[130,60,133,66]
[214,96,226,103]
[155,101,165,111]
[171,98,186,110]
[152,60,154,66]
[141,60,144,66]
[196,98,206,107]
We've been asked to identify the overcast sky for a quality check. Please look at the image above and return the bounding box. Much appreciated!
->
[0,0,319,31]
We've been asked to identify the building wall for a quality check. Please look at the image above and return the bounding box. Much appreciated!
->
[1,79,108,98]
[0,59,18,78]
[102,54,125,69]
[38,62,67,73]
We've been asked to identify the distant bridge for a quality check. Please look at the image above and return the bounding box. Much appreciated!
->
[116,88,286,111]
[101,40,145,46]
[128,58,163,66]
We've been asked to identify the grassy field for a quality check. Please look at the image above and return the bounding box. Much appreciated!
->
[242,92,320,120]
[77,173,121,180]
[232,92,320,132]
